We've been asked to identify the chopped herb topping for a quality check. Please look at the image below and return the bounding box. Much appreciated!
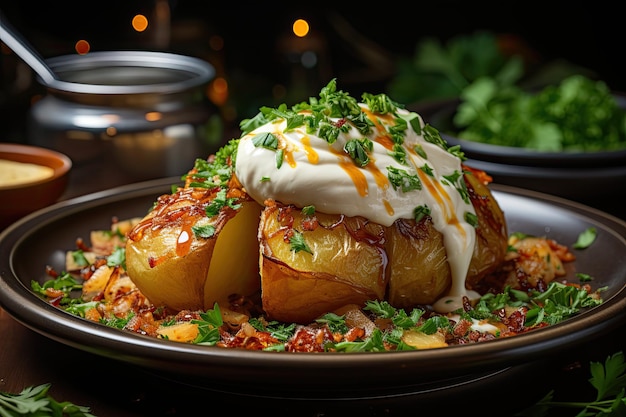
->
[420,163,434,177]
[192,303,224,345]
[106,247,126,268]
[237,79,460,169]
[301,205,316,216]
[387,166,422,192]
[289,230,313,254]
[442,170,470,204]
[192,224,216,239]
[387,116,408,144]
[414,143,427,159]
[205,189,242,217]
[464,212,479,228]
[388,143,408,165]
[344,138,373,167]
[413,205,431,222]
[361,92,401,114]
[252,132,279,150]
[275,149,284,169]
[184,138,239,189]
[71,250,89,268]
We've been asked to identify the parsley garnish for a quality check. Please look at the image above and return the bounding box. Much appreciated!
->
[464,212,479,228]
[301,205,316,216]
[184,138,238,189]
[275,149,284,169]
[251,132,279,150]
[387,116,408,144]
[31,273,82,299]
[573,227,597,249]
[192,224,216,238]
[0,383,96,417]
[419,163,434,176]
[289,230,313,254]
[191,303,224,345]
[101,312,134,329]
[344,138,373,167]
[361,92,401,114]
[316,313,349,334]
[387,166,422,192]
[249,318,296,342]
[442,170,470,204]
[106,247,125,268]
[388,143,408,165]
[413,205,431,222]
[205,189,242,217]
[71,250,89,268]
[519,351,626,416]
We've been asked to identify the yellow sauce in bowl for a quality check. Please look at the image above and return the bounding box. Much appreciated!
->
[0,159,55,188]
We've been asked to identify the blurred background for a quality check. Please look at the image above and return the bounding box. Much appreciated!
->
[1,0,623,145]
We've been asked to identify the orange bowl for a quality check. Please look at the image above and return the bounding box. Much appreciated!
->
[0,143,72,229]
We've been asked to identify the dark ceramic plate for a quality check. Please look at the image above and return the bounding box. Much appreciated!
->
[1,177,625,404]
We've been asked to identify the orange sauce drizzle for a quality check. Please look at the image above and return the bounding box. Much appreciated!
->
[417,170,466,237]
[300,134,319,164]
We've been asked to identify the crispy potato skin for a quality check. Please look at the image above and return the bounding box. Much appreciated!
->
[463,166,509,287]
[125,183,262,312]
[258,167,508,323]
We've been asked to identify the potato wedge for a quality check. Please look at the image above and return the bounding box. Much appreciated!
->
[125,186,262,312]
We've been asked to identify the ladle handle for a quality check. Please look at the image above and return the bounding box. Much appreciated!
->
[0,10,58,85]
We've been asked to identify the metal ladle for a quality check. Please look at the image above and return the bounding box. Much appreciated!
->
[0,10,60,88]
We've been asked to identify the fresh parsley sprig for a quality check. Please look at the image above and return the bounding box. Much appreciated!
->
[0,383,96,417]
[517,351,626,416]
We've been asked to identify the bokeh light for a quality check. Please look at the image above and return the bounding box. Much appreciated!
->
[132,14,149,32]
[208,77,229,106]
[75,40,90,55]
[292,19,309,37]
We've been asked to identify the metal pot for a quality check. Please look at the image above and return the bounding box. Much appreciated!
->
[27,51,219,180]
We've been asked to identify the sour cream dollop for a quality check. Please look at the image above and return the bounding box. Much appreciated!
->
[235,91,478,312]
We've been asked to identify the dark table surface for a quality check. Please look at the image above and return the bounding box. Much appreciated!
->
[1,149,626,417]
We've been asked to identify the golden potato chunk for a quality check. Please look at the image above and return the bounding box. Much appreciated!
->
[125,186,262,312]
[259,201,387,323]
[385,217,451,308]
